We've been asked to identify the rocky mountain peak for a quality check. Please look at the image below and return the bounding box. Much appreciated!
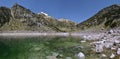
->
[116,4,120,6]
[77,4,120,30]
[12,3,22,8]
[106,4,120,9]
[11,3,36,19]
[11,3,28,12]
[111,4,120,7]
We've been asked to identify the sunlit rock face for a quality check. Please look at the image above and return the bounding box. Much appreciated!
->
[11,3,38,26]
[11,3,36,20]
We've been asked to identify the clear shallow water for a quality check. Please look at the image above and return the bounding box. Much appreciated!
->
[0,36,85,59]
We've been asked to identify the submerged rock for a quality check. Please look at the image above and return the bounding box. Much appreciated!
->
[80,40,86,43]
[46,56,57,59]
[65,57,72,59]
[101,54,107,57]
[52,52,59,57]
[34,47,41,51]
[77,52,85,59]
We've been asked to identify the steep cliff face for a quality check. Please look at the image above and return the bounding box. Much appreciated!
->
[77,4,120,30]
[11,3,38,27]
[0,7,12,27]
[11,3,36,19]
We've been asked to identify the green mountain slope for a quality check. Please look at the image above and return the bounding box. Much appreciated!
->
[77,4,120,30]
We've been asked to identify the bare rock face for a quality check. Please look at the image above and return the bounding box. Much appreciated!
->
[11,3,38,26]
[0,7,12,27]
[11,3,36,20]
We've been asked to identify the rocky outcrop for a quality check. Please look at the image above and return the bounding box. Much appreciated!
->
[58,18,77,32]
[0,7,12,27]
[11,3,36,20]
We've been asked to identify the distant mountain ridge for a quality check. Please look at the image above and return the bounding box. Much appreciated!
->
[0,3,120,32]
[0,3,77,32]
[77,4,120,30]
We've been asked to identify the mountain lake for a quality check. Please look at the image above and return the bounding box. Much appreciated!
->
[0,36,112,59]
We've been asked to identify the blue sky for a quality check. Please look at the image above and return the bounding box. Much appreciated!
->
[0,0,119,23]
